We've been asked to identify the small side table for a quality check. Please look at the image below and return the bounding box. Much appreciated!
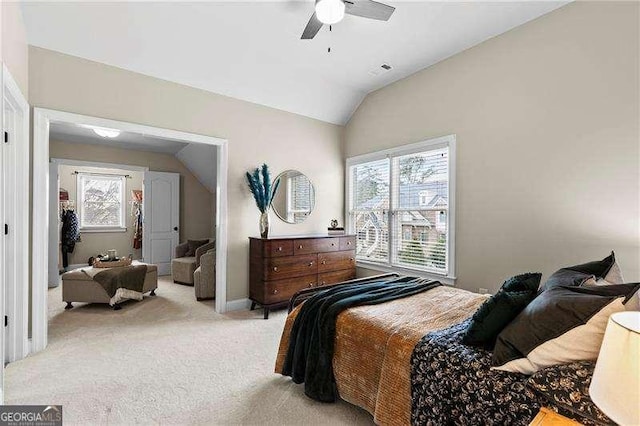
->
[530,407,582,426]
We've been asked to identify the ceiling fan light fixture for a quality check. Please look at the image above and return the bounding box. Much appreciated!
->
[315,0,345,25]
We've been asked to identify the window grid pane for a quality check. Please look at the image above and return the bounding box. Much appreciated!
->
[79,174,124,228]
[350,159,390,264]
[349,144,450,274]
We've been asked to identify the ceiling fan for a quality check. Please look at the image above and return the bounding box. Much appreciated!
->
[301,0,395,40]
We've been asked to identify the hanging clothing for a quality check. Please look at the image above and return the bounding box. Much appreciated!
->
[133,207,143,249]
[61,209,80,268]
[132,190,143,250]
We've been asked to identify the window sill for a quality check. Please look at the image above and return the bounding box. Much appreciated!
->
[355,260,457,286]
[80,227,128,233]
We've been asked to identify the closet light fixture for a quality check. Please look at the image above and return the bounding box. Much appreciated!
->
[92,127,121,138]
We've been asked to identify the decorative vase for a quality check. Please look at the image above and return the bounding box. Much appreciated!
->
[259,210,270,239]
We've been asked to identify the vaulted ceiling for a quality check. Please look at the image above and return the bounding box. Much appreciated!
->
[22,1,567,124]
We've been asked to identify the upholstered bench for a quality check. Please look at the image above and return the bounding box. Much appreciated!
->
[62,261,158,310]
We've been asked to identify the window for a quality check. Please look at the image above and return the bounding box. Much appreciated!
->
[77,173,127,231]
[418,191,429,206]
[347,135,455,277]
[287,172,314,223]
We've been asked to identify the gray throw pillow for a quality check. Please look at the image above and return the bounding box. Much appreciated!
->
[185,239,208,257]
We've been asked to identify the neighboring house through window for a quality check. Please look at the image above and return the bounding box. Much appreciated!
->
[77,172,127,232]
[346,135,456,278]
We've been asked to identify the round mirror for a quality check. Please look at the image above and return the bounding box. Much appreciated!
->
[272,170,315,224]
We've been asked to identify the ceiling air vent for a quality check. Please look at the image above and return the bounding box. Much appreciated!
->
[368,63,393,77]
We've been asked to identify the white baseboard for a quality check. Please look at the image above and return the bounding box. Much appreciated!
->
[226,298,251,312]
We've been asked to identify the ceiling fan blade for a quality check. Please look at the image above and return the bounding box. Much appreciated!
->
[344,0,395,21]
[301,12,323,39]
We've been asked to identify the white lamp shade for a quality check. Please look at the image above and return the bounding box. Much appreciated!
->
[589,311,640,426]
[315,0,345,24]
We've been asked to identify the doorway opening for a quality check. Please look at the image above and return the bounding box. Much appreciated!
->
[32,109,228,354]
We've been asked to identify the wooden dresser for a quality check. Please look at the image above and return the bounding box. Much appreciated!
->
[249,235,356,319]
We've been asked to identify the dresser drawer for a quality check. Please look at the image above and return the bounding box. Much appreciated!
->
[263,240,293,257]
[294,238,340,255]
[339,236,356,251]
[318,250,355,273]
[318,269,356,287]
[264,254,317,280]
[264,275,317,304]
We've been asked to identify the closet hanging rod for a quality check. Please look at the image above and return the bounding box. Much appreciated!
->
[72,171,132,179]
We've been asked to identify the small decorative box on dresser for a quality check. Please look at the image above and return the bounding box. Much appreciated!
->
[249,235,356,319]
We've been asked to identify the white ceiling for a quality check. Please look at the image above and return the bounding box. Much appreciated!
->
[23,1,567,125]
[50,121,189,154]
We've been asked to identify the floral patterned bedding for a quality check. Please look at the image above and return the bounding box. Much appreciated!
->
[528,361,614,425]
[410,320,612,426]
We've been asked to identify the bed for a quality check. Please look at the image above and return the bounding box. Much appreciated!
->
[275,274,613,426]
[275,275,488,425]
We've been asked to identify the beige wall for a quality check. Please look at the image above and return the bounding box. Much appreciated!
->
[57,164,143,266]
[51,140,215,248]
[345,2,640,293]
[32,50,345,300]
[1,1,28,97]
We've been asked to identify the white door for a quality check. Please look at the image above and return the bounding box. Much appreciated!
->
[3,92,15,365]
[143,172,180,275]
[48,164,60,286]
[0,66,7,399]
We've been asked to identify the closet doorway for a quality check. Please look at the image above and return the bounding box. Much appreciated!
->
[48,160,150,282]
[33,109,228,354]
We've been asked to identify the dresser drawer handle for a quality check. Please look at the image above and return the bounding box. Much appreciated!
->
[346,241,352,245]
[321,260,326,265]
[331,243,335,246]
[277,246,282,251]
[273,266,279,272]
[273,289,278,294]
[321,281,326,285]
[299,245,303,249]
[308,261,314,267]
[308,282,314,287]
[350,258,354,262]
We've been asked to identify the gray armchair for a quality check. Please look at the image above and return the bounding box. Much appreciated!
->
[194,249,215,301]
[172,239,215,285]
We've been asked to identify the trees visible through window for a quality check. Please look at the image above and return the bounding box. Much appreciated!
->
[347,136,455,276]
[77,173,126,230]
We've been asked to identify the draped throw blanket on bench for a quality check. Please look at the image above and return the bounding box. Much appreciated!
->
[281,276,442,402]
[82,264,148,306]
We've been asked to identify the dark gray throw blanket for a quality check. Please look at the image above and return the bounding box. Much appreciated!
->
[282,276,442,403]
[93,265,148,298]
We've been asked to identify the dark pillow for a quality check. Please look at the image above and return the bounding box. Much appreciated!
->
[527,361,614,425]
[492,283,640,374]
[501,272,542,293]
[462,273,542,349]
[540,252,616,291]
[185,239,209,257]
[462,289,537,349]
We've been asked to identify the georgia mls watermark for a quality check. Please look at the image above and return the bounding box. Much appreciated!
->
[0,405,62,426]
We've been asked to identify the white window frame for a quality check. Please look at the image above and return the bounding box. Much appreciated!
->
[345,134,456,284]
[76,172,127,232]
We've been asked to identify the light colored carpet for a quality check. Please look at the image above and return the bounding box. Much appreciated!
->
[6,276,373,425]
